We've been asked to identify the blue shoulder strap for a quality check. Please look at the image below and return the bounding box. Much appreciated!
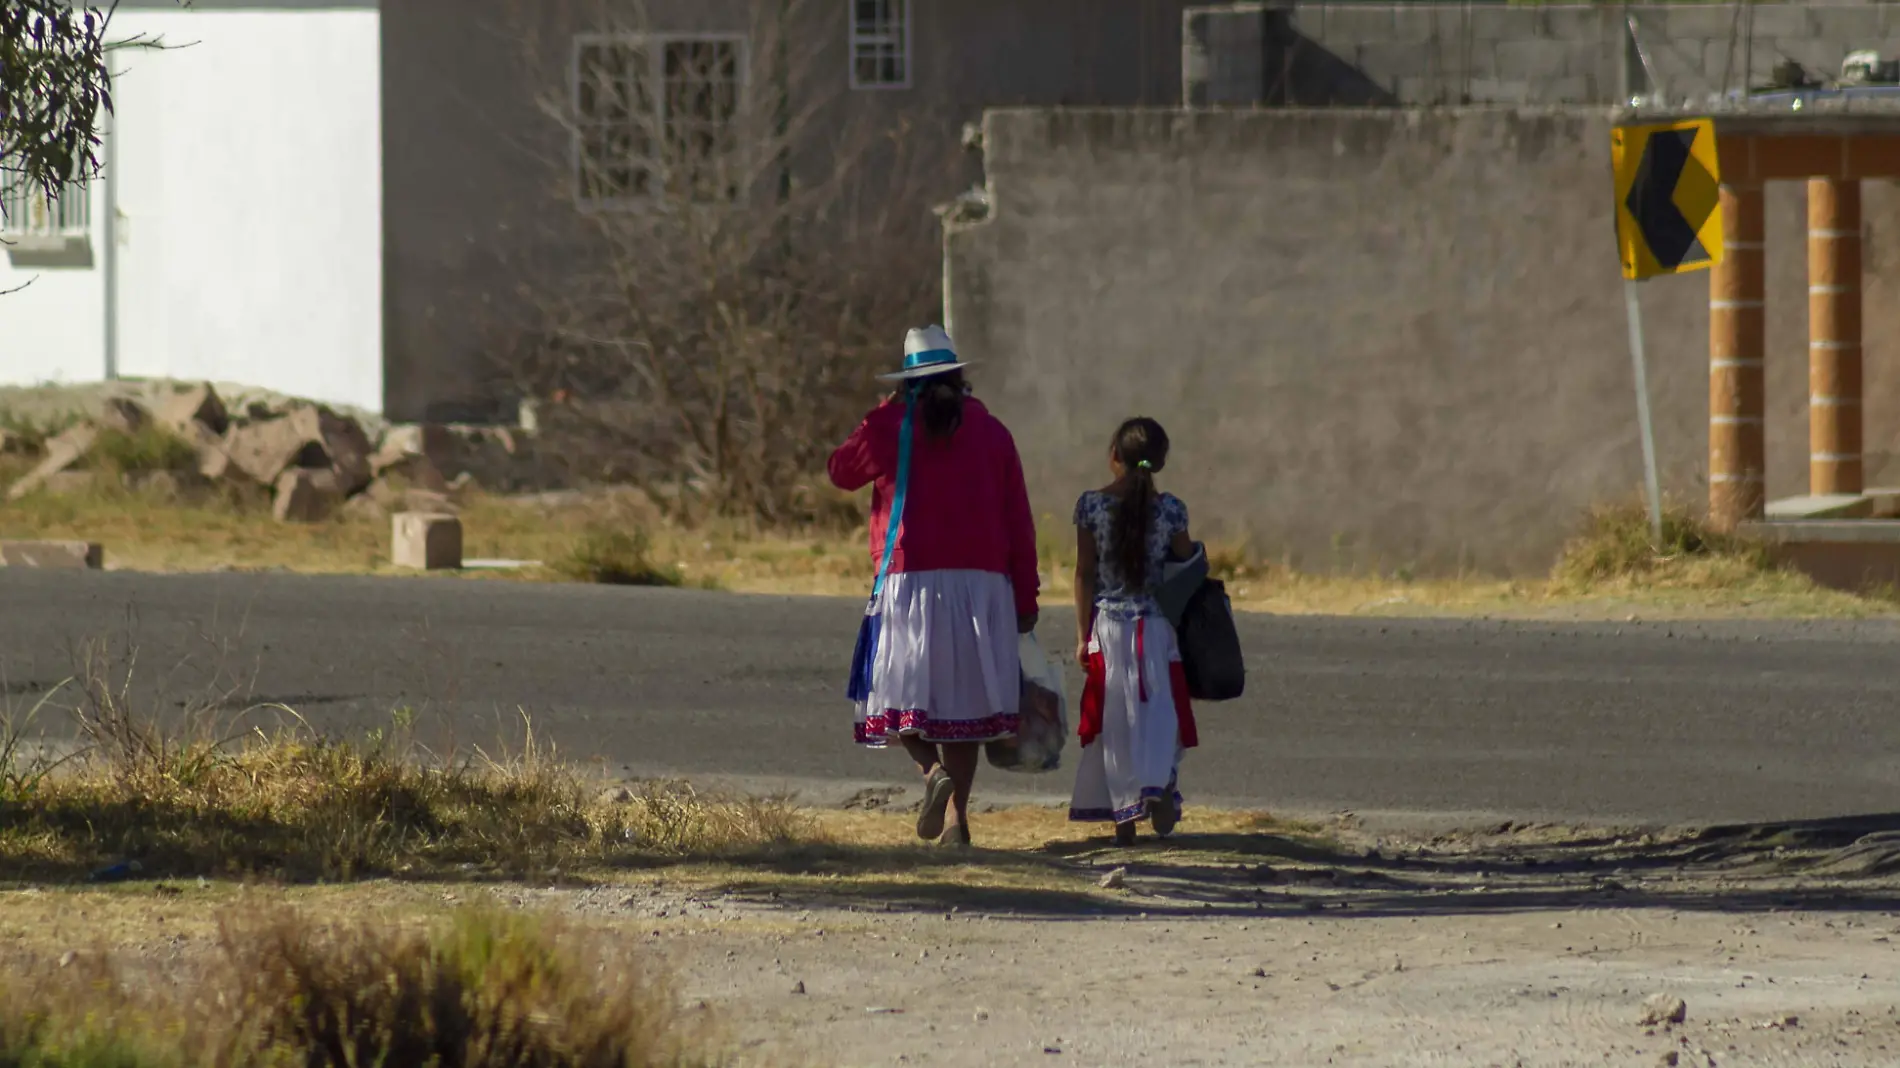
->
[871,399,914,600]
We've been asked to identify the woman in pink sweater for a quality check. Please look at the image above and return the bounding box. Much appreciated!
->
[828,326,1040,847]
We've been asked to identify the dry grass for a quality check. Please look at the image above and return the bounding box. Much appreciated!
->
[0,457,867,590]
[0,735,810,882]
[0,666,813,883]
[7,459,1900,618]
[0,906,723,1068]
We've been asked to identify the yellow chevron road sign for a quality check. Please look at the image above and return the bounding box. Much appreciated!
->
[1612,118,1724,281]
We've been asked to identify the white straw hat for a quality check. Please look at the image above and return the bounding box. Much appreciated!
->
[879,325,970,381]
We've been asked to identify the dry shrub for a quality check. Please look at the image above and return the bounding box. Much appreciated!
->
[551,526,683,587]
[0,908,722,1068]
[1550,499,1789,593]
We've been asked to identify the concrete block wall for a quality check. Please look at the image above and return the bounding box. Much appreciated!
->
[1191,3,1900,107]
[1185,3,1271,106]
[945,107,1900,574]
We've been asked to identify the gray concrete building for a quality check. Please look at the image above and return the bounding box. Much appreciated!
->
[381,0,1188,421]
[1186,2,1900,107]
[945,106,1900,573]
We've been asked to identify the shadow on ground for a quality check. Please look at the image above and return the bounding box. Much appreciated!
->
[707,812,1900,921]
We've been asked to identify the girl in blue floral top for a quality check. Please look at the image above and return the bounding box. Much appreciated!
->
[1069,417,1199,845]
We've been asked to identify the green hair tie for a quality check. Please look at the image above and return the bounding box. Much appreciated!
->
[1136,460,1152,470]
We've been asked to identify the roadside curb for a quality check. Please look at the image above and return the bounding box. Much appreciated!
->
[0,540,104,569]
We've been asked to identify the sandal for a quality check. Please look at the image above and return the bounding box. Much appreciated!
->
[938,822,972,848]
[916,767,954,841]
[1149,793,1180,838]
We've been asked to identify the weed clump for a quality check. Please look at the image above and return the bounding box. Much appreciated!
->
[87,425,201,476]
[1551,500,1785,592]
[0,908,723,1068]
[552,526,683,587]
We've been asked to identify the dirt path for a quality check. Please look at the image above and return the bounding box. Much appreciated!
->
[647,900,1898,1067]
[10,812,1900,1066]
[549,815,1900,1067]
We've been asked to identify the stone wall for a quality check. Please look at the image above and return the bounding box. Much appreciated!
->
[1187,3,1900,107]
[945,107,1900,574]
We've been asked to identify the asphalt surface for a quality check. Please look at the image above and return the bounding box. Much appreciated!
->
[4,571,1900,826]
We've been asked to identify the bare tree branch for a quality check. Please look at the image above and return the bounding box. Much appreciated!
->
[494,0,950,523]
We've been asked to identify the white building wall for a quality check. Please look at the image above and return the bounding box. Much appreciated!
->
[112,4,383,412]
[0,155,108,389]
[0,3,383,413]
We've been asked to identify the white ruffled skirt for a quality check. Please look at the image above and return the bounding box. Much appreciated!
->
[1069,611,1189,823]
[853,569,1022,747]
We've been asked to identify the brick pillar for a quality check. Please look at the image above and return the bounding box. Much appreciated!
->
[1710,182,1766,528]
[1808,177,1864,496]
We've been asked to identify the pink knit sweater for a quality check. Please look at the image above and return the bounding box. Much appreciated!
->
[827,397,1040,619]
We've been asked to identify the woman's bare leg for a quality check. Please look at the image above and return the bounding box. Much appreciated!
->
[900,735,940,776]
[940,742,980,835]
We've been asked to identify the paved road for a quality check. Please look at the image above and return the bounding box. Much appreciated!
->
[3,571,1900,825]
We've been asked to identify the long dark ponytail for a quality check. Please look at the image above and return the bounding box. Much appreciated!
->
[1109,417,1171,590]
[912,369,966,441]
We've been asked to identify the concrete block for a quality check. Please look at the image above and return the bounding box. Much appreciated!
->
[225,405,374,493]
[227,416,328,486]
[97,397,150,436]
[1299,6,1396,44]
[156,382,229,436]
[371,452,450,495]
[272,468,343,524]
[1,540,103,569]
[1390,77,1438,105]
[1807,6,1884,45]
[1662,5,1748,40]
[1775,39,1854,80]
[1526,75,1593,104]
[1466,77,1534,104]
[1538,7,1609,42]
[372,423,455,474]
[1749,5,1816,40]
[1766,493,1874,520]
[1464,5,1543,41]
[1864,488,1900,519]
[392,512,463,571]
[1495,38,1588,80]
[1356,41,1434,80]
[6,424,97,501]
[1703,40,1748,89]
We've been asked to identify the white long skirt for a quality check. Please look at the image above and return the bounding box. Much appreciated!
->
[1069,612,1188,823]
[854,569,1022,747]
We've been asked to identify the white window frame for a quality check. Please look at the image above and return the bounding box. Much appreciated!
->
[848,0,911,91]
[570,32,750,209]
[0,175,91,246]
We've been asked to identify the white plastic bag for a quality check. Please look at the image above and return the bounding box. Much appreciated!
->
[985,634,1069,773]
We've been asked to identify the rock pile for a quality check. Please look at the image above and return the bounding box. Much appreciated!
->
[2,383,543,523]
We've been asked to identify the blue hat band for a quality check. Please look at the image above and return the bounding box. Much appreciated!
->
[903,347,957,371]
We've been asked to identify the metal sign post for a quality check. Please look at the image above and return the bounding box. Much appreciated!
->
[1622,279,1665,544]
[1611,116,1724,548]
